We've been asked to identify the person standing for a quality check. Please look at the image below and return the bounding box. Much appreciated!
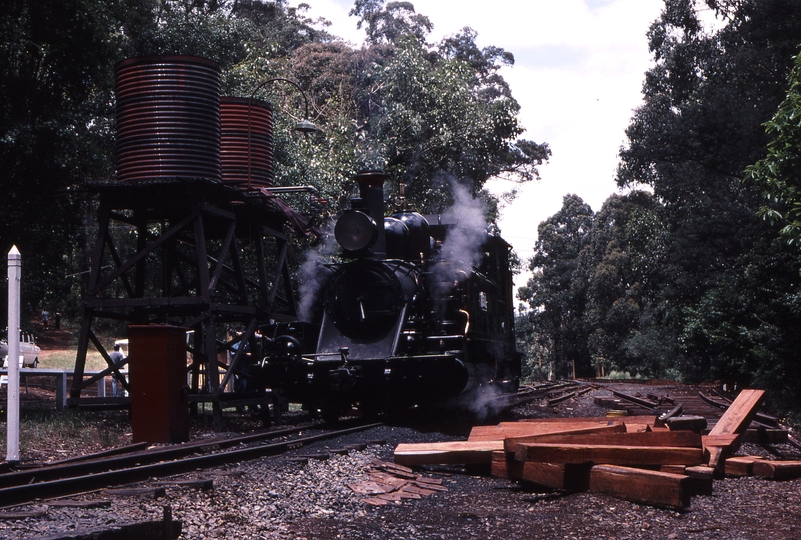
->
[109,344,125,397]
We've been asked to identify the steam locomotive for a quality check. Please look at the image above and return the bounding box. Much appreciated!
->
[256,171,520,421]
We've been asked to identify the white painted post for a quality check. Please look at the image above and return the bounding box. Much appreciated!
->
[6,246,20,463]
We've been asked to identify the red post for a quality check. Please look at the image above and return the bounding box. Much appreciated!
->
[128,325,189,443]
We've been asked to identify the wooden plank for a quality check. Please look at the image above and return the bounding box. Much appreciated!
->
[516,443,704,466]
[589,464,691,510]
[491,450,515,480]
[505,429,701,453]
[469,419,627,442]
[706,388,765,470]
[752,460,801,480]
[394,441,502,466]
[708,389,765,436]
[622,422,653,433]
[518,461,593,490]
[724,456,764,477]
[702,434,741,468]
[502,424,623,452]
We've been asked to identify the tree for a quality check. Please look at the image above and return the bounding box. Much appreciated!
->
[364,35,549,211]
[0,0,129,326]
[580,191,669,378]
[518,195,594,378]
[615,0,801,408]
[350,0,433,45]
[745,51,801,247]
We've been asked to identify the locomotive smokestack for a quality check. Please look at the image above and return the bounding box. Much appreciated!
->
[353,170,387,258]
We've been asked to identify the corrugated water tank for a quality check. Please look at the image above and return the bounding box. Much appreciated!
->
[220,97,275,187]
[115,55,221,182]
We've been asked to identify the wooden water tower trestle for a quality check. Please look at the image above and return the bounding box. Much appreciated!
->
[69,55,320,428]
[69,179,299,428]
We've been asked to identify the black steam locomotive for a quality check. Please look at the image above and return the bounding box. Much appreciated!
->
[256,171,520,420]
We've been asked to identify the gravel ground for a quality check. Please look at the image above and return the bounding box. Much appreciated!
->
[2,383,801,539]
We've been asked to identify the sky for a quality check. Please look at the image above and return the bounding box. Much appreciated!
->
[299,0,665,299]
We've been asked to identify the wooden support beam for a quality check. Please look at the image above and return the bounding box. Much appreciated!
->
[622,421,655,433]
[519,461,593,491]
[708,389,765,436]
[724,456,764,477]
[741,427,789,444]
[503,424,624,452]
[469,419,627,442]
[589,464,691,510]
[504,429,701,453]
[515,443,704,466]
[752,460,801,480]
[491,451,593,490]
[665,415,708,432]
[491,450,516,480]
[684,465,714,496]
[394,441,503,467]
[705,388,765,470]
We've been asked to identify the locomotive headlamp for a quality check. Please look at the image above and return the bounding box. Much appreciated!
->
[335,210,378,252]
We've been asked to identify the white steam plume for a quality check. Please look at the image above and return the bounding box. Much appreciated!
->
[431,180,489,285]
[296,223,338,322]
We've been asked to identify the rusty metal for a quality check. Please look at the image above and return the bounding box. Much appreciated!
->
[0,422,382,508]
[128,325,189,444]
[220,97,274,187]
[115,55,221,182]
[0,422,321,489]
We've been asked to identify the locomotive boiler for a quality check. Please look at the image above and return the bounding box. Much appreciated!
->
[257,171,520,420]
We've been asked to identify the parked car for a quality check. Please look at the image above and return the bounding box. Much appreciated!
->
[0,333,41,368]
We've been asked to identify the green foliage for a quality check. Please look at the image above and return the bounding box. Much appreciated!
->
[519,194,594,378]
[517,0,801,416]
[746,52,801,247]
[0,0,546,334]
[350,0,433,45]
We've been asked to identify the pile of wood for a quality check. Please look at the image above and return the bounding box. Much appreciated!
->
[394,388,800,510]
[348,460,447,506]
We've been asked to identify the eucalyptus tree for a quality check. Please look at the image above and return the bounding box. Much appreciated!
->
[579,191,671,378]
[616,0,801,403]
[0,0,131,325]
[518,195,594,378]
[746,52,801,249]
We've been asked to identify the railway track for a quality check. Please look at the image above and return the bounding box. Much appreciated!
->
[584,380,800,448]
[0,383,580,508]
[0,420,382,508]
[4,381,789,511]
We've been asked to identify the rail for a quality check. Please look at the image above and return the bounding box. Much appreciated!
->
[0,421,382,508]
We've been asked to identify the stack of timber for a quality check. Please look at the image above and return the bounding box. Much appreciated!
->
[395,389,775,510]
